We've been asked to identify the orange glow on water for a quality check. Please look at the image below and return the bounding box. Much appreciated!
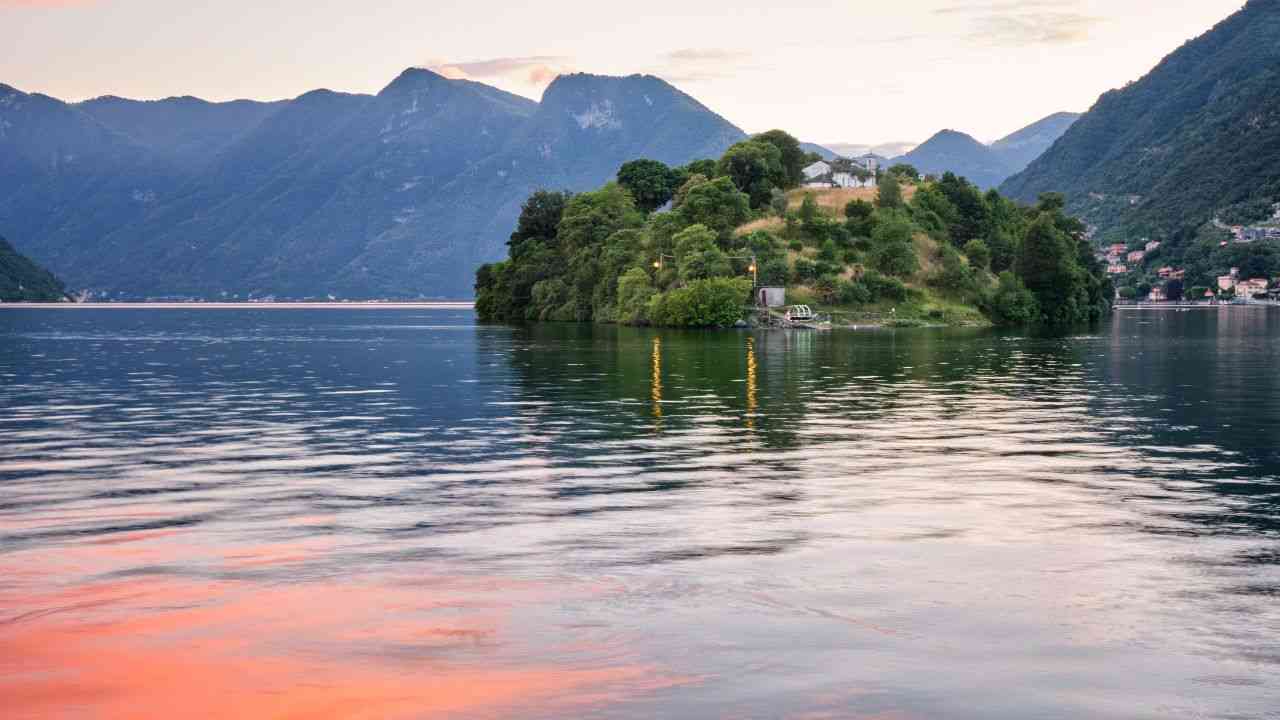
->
[0,531,688,719]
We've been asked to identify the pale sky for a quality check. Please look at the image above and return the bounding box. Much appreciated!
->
[0,0,1245,144]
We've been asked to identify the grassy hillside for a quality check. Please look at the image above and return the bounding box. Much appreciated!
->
[763,187,988,326]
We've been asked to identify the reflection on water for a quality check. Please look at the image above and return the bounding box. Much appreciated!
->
[1,306,1279,719]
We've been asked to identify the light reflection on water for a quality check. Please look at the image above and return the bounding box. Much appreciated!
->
[1,307,1279,719]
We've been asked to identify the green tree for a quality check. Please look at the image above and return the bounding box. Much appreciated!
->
[754,129,806,187]
[616,267,658,325]
[617,159,681,213]
[558,184,643,256]
[678,176,752,243]
[844,199,876,238]
[770,188,789,217]
[1016,213,1088,327]
[963,238,991,270]
[887,163,920,183]
[987,272,1039,326]
[679,158,719,180]
[718,140,786,208]
[758,257,789,286]
[818,239,839,264]
[876,172,904,209]
[508,190,571,258]
[474,261,511,322]
[870,212,918,278]
[934,245,976,296]
[937,172,992,246]
[674,224,732,282]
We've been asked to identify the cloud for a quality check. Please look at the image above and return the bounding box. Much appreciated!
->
[654,48,754,84]
[935,1,1102,46]
[428,56,575,95]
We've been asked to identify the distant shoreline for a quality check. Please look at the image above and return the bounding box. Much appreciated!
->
[0,302,474,310]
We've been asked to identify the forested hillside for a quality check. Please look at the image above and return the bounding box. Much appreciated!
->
[0,236,65,302]
[1002,0,1280,240]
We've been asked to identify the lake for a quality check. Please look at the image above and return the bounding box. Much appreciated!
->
[2,306,1278,719]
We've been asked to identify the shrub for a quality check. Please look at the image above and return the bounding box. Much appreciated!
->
[872,239,918,278]
[862,270,909,302]
[818,239,839,264]
[963,238,991,270]
[647,277,752,327]
[758,257,790,286]
[933,245,978,296]
[792,257,819,283]
[838,279,872,305]
[616,268,657,325]
[813,275,840,304]
[986,271,1039,327]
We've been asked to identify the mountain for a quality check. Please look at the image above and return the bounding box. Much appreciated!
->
[76,95,286,168]
[888,113,1079,189]
[990,112,1082,172]
[0,236,65,301]
[800,142,837,160]
[0,70,745,299]
[1001,0,1280,238]
[891,130,1014,188]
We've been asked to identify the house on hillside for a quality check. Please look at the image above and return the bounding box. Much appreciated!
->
[1106,264,1128,275]
[1127,250,1145,264]
[1236,278,1269,298]
[802,161,832,186]
[1145,240,1161,253]
[803,157,878,189]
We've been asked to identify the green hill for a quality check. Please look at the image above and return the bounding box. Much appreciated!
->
[0,237,66,302]
[1001,0,1280,240]
[476,133,1112,330]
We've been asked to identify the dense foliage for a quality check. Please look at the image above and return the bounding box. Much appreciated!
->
[477,134,1111,329]
[0,237,65,302]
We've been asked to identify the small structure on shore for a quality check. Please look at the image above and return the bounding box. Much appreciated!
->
[757,286,785,308]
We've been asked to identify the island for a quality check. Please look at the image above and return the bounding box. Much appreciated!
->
[475,130,1111,329]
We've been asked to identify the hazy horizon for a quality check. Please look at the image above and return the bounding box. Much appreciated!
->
[0,0,1247,144]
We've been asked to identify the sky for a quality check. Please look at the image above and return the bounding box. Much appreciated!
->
[0,0,1247,145]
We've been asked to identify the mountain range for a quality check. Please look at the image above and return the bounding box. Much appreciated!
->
[887,112,1081,189]
[1002,0,1280,239]
[0,70,743,299]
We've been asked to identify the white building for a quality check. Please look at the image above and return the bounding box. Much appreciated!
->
[802,161,831,186]
[803,157,878,189]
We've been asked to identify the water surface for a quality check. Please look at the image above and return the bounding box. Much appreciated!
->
[2,306,1278,718]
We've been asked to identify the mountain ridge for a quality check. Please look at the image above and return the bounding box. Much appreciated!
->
[888,113,1080,189]
[1000,0,1280,238]
[0,69,745,298]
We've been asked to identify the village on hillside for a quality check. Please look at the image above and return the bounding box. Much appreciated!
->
[1101,203,1280,304]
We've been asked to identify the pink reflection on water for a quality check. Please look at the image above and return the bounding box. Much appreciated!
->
[0,529,691,719]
